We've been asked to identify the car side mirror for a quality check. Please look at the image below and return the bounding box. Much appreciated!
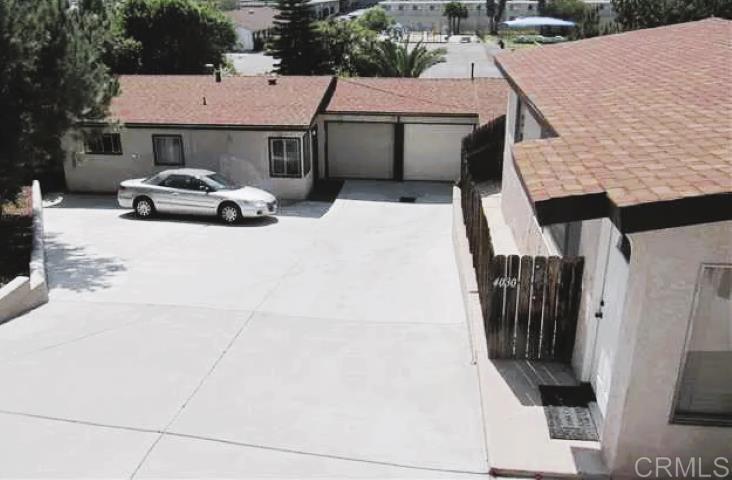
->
[199,184,211,193]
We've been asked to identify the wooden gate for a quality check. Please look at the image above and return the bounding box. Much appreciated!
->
[484,255,584,362]
[460,178,584,363]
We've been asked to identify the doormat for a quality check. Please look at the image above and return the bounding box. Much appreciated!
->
[399,196,416,203]
[539,384,599,441]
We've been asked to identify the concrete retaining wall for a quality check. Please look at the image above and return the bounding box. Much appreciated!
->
[0,180,49,324]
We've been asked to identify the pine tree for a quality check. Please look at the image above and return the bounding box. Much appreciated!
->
[269,0,324,74]
[0,0,117,205]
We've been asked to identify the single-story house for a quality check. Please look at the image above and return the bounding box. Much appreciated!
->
[63,75,507,199]
[494,18,731,478]
[64,75,334,200]
[227,7,276,51]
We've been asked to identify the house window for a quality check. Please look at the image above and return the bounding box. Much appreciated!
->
[429,5,435,10]
[269,137,302,178]
[547,222,581,256]
[152,135,184,166]
[528,4,533,9]
[672,265,732,426]
[398,5,404,10]
[84,133,122,155]
[412,5,418,10]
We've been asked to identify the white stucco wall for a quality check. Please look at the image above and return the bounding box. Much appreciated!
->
[600,220,732,478]
[570,219,607,378]
[500,89,555,256]
[64,126,314,200]
[235,26,254,51]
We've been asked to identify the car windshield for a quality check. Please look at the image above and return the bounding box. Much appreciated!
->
[204,173,240,191]
[144,173,164,185]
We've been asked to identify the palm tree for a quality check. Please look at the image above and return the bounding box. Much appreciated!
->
[357,40,446,77]
[492,0,507,34]
[443,1,469,35]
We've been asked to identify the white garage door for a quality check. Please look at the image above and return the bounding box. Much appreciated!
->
[327,122,394,179]
[403,124,473,181]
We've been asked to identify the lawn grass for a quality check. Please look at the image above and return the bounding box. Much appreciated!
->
[0,187,33,287]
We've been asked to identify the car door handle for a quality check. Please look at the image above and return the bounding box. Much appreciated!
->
[171,192,180,196]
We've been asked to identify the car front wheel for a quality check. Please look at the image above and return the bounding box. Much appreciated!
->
[219,202,241,224]
[134,197,155,218]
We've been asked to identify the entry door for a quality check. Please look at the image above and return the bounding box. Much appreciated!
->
[327,122,394,179]
[590,221,630,419]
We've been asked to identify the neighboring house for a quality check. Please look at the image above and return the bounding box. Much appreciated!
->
[233,0,338,20]
[64,75,333,200]
[381,0,489,33]
[63,76,507,199]
[310,0,341,18]
[227,7,276,51]
[379,0,613,32]
[493,19,731,477]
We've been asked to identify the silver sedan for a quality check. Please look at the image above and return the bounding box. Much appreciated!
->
[117,169,277,224]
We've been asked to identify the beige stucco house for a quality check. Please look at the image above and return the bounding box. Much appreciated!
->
[64,75,507,200]
[494,19,731,478]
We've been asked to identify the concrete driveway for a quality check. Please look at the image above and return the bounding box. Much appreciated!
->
[0,181,487,478]
[421,41,503,79]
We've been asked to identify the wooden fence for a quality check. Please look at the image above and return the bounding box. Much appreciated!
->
[461,115,505,182]
[460,178,584,362]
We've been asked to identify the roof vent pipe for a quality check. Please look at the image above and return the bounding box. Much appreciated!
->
[267,76,277,86]
[215,70,222,83]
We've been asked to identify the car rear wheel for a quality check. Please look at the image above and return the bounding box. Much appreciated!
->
[219,202,241,224]
[134,197,155,218]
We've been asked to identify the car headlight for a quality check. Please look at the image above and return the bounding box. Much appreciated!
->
[252,201,267,208]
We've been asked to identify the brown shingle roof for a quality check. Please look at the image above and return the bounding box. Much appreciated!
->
[226,7,276,32]
[495,19,732,230]
[326,77,508,124]
[109,75,333,127]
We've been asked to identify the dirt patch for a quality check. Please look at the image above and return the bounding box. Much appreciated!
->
[0,187,33,287]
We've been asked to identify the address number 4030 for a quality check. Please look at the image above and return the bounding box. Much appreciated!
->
[493,277,518,288]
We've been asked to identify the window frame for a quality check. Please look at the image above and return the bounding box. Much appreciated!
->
[268,137,303,178]
[152,134,185,167]
[670,263,732,427]
[84,132,123,155]
[302,132,312,177]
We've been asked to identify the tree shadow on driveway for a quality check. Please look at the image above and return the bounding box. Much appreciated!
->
[45,233,127,292]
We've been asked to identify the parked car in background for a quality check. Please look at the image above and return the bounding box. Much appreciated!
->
[117,169,277,224]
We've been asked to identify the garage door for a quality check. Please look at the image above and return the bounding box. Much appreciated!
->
[403,124,474,181]
[327,122,394,179]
